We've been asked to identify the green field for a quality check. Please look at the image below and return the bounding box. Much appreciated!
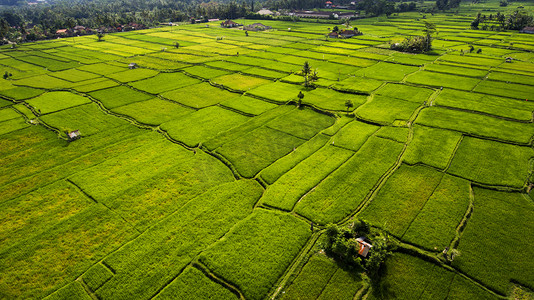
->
[1,2,533,299]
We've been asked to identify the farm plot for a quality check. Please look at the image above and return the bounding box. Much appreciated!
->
[404,125,463,170]
[433,88,534,121]
[154,266,237,300]
[375,126,409,143]
[13,74,72,89]
[70,78,119,93]
[360,164,444,238]
[437,53,503,67]
[260,133,330,184]
[281,254,338,300]
[353,62,419,82]
[423,62,489,78]
[402,174,470,251]
[199,209,311,300]
[182,65,232,79]
[44,282,92,300]
[333,76,383,94]
[40,103,130,136]
[474,79,534,100]
[0,86,43,100]
[0,107,20,123]
[246,81,304,103]
[317,266,363,300]
[369,253,498,300]
[453,188,534,295]
[26,91,92,114]
[487,71,534,86]
[303,88,368,111]
[161,82,237,108]
[77,62,127,75]
[331,120,379,151]
[89,86,153,109]
[220,95,277,115]
[49,68,101,82]
[95,180,263,300]
[355,95,421,125]
[112,98,193,125]
[405,70,480,90]
[415,106,534,145]
[260,145,354,211]
[265,107,335,139]
[105,68,159,83]
[0,203,138,299]
[211,73,271,92]
[447,137,533,188]
[215,126,306,178]
[375,83,434,103]
[295,136,403,225]
[129,72,200,94]
[161,106,250,147]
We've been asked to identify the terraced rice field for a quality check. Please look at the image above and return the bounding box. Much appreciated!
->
[0,1,533,298]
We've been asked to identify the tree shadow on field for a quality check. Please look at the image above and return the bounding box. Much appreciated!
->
[369,262,395,299]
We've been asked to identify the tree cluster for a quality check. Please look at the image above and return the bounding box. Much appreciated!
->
[435,0,461,11]
[323,220,390,279]
[391,21,435,53]
[471,10,533,31]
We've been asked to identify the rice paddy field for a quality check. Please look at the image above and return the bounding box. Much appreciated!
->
[0,0,533,298]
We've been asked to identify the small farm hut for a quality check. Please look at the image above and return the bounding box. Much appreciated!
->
[505,57,513,63]
[221,20,240,28]
[128,63,138,69]
[68,130,81,141]
[356,237,372,257]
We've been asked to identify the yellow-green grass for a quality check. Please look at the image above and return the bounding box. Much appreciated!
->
[81,263,113,293]
[360,164,444,237]
[355,95,421,125]
[26,91,92,115]
[40,103,130,136]
[0,98,11,108]
[154,266,237,300]
[0,86,42,100]
[96,180,263,299]
[49,69,101,82]
[13,103,36,119]
[44,281,92,300]
[295,136,403,225]
[333,76,383,94]
[434,88,534,121]
[8,53,79,71]
[317,267,363,300]
[13,74,72,89]
[0,203,138,299]
[112,98,193,126]
[447,137,533,188]
[211,73,271,91]
[102,152,235,232]
[259,133,330,184]
[474,80,534,100]
[402,174,470,251]
[454,188,534,295]
[216,126,305,178]
[404,125,463,170]
[220,95,278,115]
[370,253,498,300]
[182,65,232,79]
[375,83,434,103]
[118,55,189,70]
[415,107,534,145]
[0,107,20,122]
[161,82,237,108]
[354,62,420,81]
[437,53,504,67]
[205,60,252,72]
[281,254,338,300]
[199,209,311,300]
[260,145,354,211]
[423,62,489,78]
[331,120,379,151]
[328,56,378,68]
[89,86,153,109]
[247,81,304,103]
[105,68,159,83]
[375,126,409,143]
[129,72,201,94]
[265,107,335,139]
[77,62,127,75]
[303,88,368,111]
[70,78,120,93]
[161,106,250,147]
[405,70,481,90]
